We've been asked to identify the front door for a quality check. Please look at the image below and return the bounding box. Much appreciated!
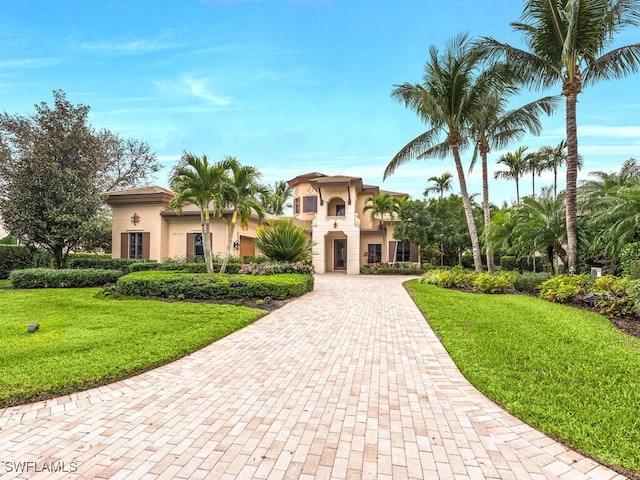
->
[334,239,347,270]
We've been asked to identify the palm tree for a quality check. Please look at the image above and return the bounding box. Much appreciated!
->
[261,180,293,216]
[481,0,640,273]
[493,146,531,205]
[218,157,266,274]
[169,153,226,274]
[514,193,568,274]
[527,151,545,199]
[424,173,454,199]
[385,33,501,272]
[363,193,401,264]
[469,89,558,272]
[537,140,567,199]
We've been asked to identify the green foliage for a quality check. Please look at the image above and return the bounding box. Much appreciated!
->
[360,263,425,275]
[0,235,18,245]
[620,242,640,279]
[116,270,314,300]
[625,280,640,316]
[68,256,156,273]
[238,262,314,275]
[500,255,517,271]
[10,268,122,288]
[420,268,476,288]
[472,272,516,294]
[460,252,474,269]
[0,245,51,279]
[589,275,632,317]
[513,272,551,294]
[538,274,591,303]
[254,218,315,262]
[0,91,158,268]
[158,261,242,274]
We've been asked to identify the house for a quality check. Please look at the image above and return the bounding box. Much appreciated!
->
[288,172,418,274]
[104,186,260,261]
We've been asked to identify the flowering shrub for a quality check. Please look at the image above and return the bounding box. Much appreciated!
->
[238,262,314,276]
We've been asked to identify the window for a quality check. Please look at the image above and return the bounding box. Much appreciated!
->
[129,232,143,259]
[303,195,317,213]
[294,197,300,215]
[367,244,381,264]
[395,241,411,262]
[194,233,204,256]
[335,204,345,216]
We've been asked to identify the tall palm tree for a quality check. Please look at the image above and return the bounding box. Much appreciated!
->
[469,89,558,272]
[169,152,226,274]
[363,193,401,263]
[218,157,266,274]
[537,140,567,199]
[493,146,531,205]
[424,173,454,199]
[481,0,640,273]
[385,33,501,272]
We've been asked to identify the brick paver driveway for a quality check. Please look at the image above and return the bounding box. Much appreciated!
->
[0,275,625,479]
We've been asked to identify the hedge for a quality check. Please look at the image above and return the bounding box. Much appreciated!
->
[10,268,123,288]
[115,270,314,300]
[0,245,51,279]
[68,256,156,273]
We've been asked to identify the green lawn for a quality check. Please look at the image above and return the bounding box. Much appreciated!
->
[0,287,265,407]
[405,280,640,474]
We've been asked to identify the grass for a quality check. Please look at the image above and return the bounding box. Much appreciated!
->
[405,280,640,474]
[0,287,265,407]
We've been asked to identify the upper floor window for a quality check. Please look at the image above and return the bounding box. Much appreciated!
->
[335,204,345,216]
[303,196,317,213]
[294,197,300,215]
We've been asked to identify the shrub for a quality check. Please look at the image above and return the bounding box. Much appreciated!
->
[360,262,425,275]
[254,218,315,262]
[472,272,516,294]
[589,275,632,316]
[157,262,243,274]
[538,274,591,303]
[68,256,156,273]
[242,255,270,264]
[625,280,640,316]
[513,272,552,294]
[420,268,476,288]
[500,255,517,271]
[620,242,640,279]
[10,268,123,288]
[115,270,314,300]
[0,245,51,278]
[238,262,314,275]
[460,252,474,269]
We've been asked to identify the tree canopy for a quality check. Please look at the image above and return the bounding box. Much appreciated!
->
[0,90,159,267]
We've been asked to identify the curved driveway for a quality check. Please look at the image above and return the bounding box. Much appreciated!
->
[0,275,625,479]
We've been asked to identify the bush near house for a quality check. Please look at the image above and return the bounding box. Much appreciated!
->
[238,262,314,275]
[0,245,51,278]
[360,262,426,275]
[115,270,314,300]
[10,268,123,288]
[621,242,640,279]
[68,256,157,273]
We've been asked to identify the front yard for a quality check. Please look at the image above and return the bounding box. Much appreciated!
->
[406,279,640,475]
[0,286,265,407]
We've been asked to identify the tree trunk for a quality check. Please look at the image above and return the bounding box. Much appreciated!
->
[547,245,555,275]
[515,179,521,206]
[452,145,482,272]
[219,211,236,274]
[481,150,495,273]
[202,209,214,274]
[381,221,387,263]
[565,93,579,274]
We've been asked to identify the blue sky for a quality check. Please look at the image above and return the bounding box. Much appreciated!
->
[2,0,639,206]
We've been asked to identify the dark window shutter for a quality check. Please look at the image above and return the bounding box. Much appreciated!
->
[121,233,128,259]
[186,233,194,254]
[142,232,151,259]
[410,243,418,262]
[388,241,396,263]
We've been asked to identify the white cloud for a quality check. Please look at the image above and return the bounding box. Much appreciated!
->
[0,58,61,70]
[579,125,640,138]
[180,75,232,106]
